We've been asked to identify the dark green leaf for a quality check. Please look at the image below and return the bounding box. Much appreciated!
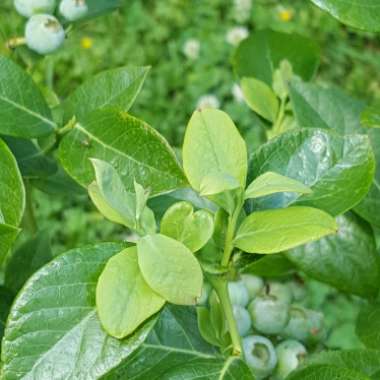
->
[4,230,52,293]
[1,242,156,380]
[247,129,375,216]
[287,213,380,298]
[59,109,187,194]
[103,305,254,380]
[233,29,320,85]
[0,287,14,352]
[63,66,149,123]
[287,364,370,380]
[83,0,121,20]
[310,0,380,32]
[0,56,55,138]
[241,254,295,278]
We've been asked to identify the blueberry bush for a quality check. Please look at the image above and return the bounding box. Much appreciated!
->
[0,0,380,379]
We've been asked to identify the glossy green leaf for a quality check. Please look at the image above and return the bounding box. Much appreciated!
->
[244,171,312,200]
[356,304,380,349]
[0,56,55,138]
[103,305,254,380]
[197,307,221,347]
[2,136,57,179]
[1,242,156,380]
[287,213,380,298]
[59,109,187,194]
[63,66,149,123]
[160,201,214,252]
[235,206,337,254]
[4,230,52,293]
[183,109,247,192]
[241,77,279,122]
[289,78,365,135]
[297,349,380,379]
[233,29,320,85]
[287,364,370,380]
[96,247,165,339]
[310,0,380,32]
[247,129,375,216]
[82,0,121,20]
[137,234,203,305]
[355,129,380,227]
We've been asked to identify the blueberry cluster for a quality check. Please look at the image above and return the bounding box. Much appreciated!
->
[13,0,88,54]
[201,275,327,379]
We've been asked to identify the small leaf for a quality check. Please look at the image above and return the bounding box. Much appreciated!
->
[183,108,247,192]
[63,66,149,123]
[96,247,165,339]
[137,234,203,305]
[0,56,55,138]
[241,254,295,278]
[244,172,312,200]
[234,206,337,254]
[361,105,380,129]
[88,158,136,227]
[59,109,187,194]
[160,201,214,252]
[241,77,279,122]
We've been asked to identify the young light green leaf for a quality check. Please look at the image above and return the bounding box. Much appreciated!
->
[200,172,241,196]
[160,201,214,252]
[183,108,247,192]
[0,56,55,138]
[137,234,203,305]
[63,66,149,123]
[245,172,312,200]
[89,158,136,227]
[287,213,380,298]
[235,206,337,254]
[241,77,279,122]
[272,60,293,100]
[96,247,165,339]
[310,0,380,32]
[233,29,320,85]
[1,243,156,380]
[59,109,187,194]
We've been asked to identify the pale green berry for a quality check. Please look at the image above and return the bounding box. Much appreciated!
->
[274,340,307,379]
[25,14,65,55]
[14,0,55,18]
[283,306,325,343]
[59,0,88,21]
[233,305,251,336]
[248,295,289,335]
[266,281,293,304]
[241,274,264,300]
[228,280,249,307]
[287,280,307,302]
[243,335,277,379]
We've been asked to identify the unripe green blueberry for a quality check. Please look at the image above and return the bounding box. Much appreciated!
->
[243,335,277,379]
[248,295,289,335]
[233,305,251,336]
[283,306,325,344]
[287,280,307,302]
[59,0,88,21]
[266,281,293,304]
[197,282,211,306]
[25,14,65,55]
[241,274,264,300]
[228,280,249,307]
[274,340,307,380]
[14,0,56,18]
